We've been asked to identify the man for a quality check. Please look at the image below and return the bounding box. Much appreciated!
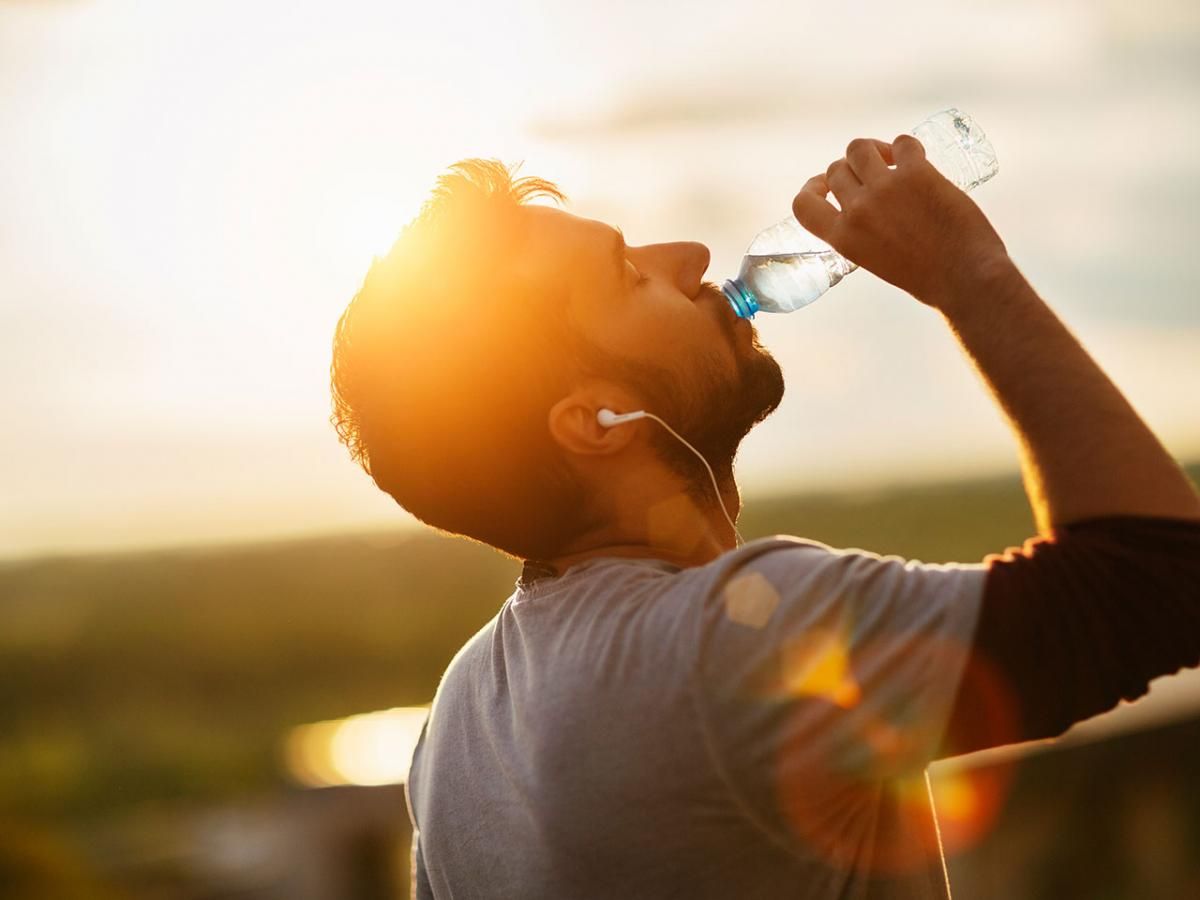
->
[330,137,1200,898]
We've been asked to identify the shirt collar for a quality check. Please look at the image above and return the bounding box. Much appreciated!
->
[517,558,559,589]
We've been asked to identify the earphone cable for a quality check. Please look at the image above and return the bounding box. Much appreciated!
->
[639,412,744,548]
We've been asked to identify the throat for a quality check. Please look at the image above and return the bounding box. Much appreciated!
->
[544,492,736,575]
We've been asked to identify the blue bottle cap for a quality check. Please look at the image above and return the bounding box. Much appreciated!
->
[722,279,758,319]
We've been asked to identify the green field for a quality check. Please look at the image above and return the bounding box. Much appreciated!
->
[2,463,1196,828]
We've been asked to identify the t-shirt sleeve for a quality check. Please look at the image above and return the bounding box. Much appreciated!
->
[689,539,985,843]
[938,515,1200,758]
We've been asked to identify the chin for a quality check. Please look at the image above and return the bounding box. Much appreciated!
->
[739,345,786,427]
[692,354,784,467]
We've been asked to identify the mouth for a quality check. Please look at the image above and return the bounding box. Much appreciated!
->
[698,281,734,314]
[698,281,747,338]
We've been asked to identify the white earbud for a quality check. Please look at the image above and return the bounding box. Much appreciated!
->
[597,408,647,428]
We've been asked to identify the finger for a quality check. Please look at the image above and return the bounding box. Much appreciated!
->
[826,159,862,209]
[792,173,838,238]
[845,138,892,183]
[891,133,926,166]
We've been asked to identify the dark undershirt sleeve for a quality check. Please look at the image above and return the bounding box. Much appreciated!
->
[936,515,1200,759]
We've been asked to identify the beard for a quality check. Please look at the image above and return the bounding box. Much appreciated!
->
[576,288,785,505]
[644,328,784,500]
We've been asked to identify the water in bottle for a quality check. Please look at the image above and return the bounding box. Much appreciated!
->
[722,108,999,318]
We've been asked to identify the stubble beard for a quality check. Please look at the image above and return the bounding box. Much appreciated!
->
[637,322,785,507]
[669,335,783,482]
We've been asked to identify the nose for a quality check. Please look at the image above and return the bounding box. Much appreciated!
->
[681,242,712,299]
[686,241,712,280]
[642,241,711,297]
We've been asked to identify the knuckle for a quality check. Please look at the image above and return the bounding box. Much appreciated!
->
[840,195,866,218]
[846,137,871,156]
[843,189,880,218]
[825,159,845,179]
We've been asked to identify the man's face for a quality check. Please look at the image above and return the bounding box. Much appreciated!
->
[518,206,785,481]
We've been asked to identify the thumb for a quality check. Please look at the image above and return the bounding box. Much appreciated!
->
[891,133,926,166]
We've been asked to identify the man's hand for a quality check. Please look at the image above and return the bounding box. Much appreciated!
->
[792,135,1009,311]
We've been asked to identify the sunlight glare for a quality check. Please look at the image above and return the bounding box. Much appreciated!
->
[284,705,429,788]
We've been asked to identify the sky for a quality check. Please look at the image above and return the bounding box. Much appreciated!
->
[1,0,1198,559]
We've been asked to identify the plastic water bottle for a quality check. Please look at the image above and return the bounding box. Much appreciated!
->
[722,108,999,318]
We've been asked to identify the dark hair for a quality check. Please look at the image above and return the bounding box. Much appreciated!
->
[330,160,596,560]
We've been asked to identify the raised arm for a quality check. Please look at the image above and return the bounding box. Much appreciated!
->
[932,256,1200,532]
[792,135,1200,757]
[791,134,1200,533]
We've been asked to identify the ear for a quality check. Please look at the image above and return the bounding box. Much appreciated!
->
[548,389,641,456]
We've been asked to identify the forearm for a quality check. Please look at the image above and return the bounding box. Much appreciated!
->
[937,258,1200,534]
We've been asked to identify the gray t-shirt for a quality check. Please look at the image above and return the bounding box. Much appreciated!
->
[406,536,985,899]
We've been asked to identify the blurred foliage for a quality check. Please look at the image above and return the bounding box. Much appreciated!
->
[0,821,120,900]
[0,464,1196,827]
[0,532,516,822]
[736,470,1039,562]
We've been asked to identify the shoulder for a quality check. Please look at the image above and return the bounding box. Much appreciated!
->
[428,608,502,707]
[687,536,988,708]
[688,537,989,780]
[695,535,987,623]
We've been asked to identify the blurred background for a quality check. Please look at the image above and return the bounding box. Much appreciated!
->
[1,0,1198,897]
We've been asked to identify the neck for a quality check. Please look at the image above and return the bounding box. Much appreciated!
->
[543,480,742,574]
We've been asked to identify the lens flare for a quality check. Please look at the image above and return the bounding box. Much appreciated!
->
[764,631,1020,875]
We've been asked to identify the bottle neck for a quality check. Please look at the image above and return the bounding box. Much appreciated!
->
[722,279,758,319]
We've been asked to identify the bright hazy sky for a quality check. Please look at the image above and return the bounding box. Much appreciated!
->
[2,0,1198,559]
